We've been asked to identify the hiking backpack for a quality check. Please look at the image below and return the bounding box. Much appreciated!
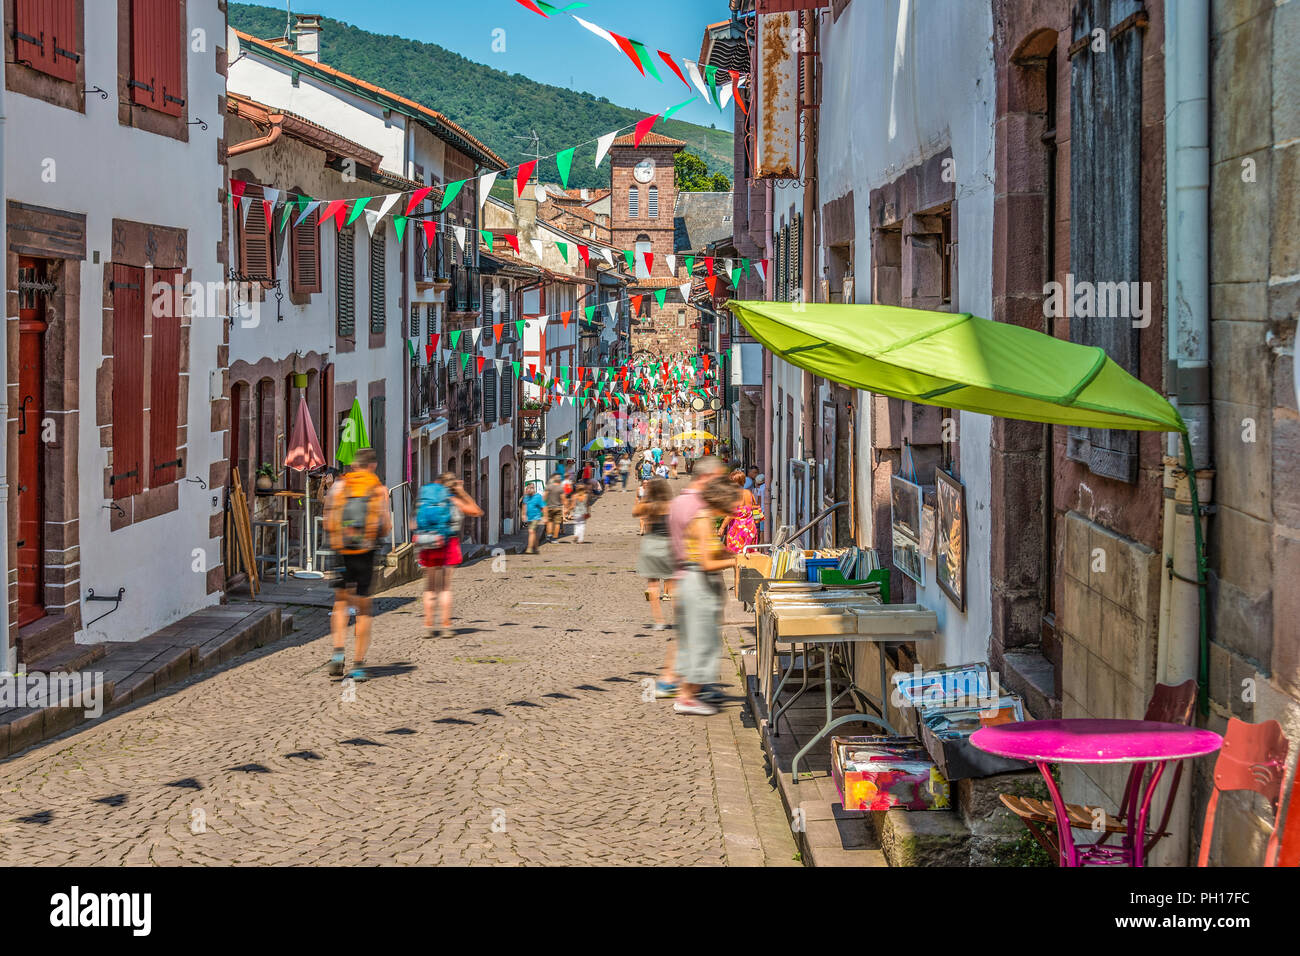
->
[416,482,454,539]
[338,484,380,553]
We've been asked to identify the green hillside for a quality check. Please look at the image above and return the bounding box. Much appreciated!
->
[229,4,734,190]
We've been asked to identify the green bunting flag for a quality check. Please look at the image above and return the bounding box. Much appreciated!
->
[450,330,462,350]
[654,288,667,309]
[663,96,696,121]
[394,216,408,242]
[480,230,494,252]
[623,249,635,271]
[742,258,752,279]
[556,147,575,189]
[406,339,417,360]
[440,179,466,211]
[585,305,596,323]
[730,266,741,287]
[515,319,526,339]
[685,255,695,274]
[556,241,569,263]
[704,65,720,110]
[279,201,294,233]
[629,39,662,82]
[345,197,372,227]
[512,361,521,376]
[461,353,471,373]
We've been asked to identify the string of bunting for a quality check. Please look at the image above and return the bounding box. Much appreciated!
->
[514,1,749,114]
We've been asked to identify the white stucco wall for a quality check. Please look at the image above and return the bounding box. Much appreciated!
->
[818,0,996,668]
[5,1,228,642]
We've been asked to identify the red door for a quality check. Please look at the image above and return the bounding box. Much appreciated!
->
[16,257,47,628]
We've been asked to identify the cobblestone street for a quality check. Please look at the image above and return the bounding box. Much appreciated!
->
[0,486,797,866]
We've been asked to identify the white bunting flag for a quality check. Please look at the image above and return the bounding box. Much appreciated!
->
[375,192,402,223]
[262,187,281,209]
[599,247,615,267]
[240,196,253,227]
[478,172,498,208]
[754,260,767,284]
[470,326,481,349]
[594,130,618,168]
[363,208,383,238]
[683,60,712,103]
[725,258,735,275]
[718,81,734,111]
[606,301,618,319]
[665,254,676,276]
[680,282,694,302]
[573,16,622,52]
[293,199,322,229]
[453,226,467,253]
[530,238,545,261]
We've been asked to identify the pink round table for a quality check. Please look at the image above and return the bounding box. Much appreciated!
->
[971,719,1222,867]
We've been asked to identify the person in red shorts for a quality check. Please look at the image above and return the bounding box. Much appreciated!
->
[413,473,482,638]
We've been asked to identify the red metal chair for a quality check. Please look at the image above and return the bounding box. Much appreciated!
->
[1000,679,1198,860]
[1197,717,1290,867]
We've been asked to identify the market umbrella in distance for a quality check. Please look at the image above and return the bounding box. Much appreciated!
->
[336,397,370,467]
[284,395,326,573]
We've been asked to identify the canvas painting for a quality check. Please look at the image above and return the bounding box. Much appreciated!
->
[891,475,924,585]
[936,470,966,610]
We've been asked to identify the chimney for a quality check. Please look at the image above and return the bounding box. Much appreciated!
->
[293,14,323,62]
[581,188,589,201]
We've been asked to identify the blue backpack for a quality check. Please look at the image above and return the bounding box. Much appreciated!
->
[416,482,453,538]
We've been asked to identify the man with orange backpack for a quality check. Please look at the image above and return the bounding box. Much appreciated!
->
[323,448,392,681]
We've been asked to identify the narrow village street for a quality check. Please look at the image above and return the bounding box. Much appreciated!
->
[0,484,796,867]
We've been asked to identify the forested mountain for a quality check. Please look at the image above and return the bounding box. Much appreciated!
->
[230,4,734,190]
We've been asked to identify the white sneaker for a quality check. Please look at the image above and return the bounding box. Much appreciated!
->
[673,698,719,716]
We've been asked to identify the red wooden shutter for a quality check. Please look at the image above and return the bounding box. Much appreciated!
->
[14,0,79,81]
[111,264,146,499]
[291,206,321,294]
[130,0,184,116]
[149,269,182,487]
[238,183,275,282]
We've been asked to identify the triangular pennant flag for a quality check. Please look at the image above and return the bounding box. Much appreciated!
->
[404,187,433,217]
[629,39,662,82]
[363,208,383,238]
[634,112,661,147]
[610,31,646,76]
[685,254,696,274]
[470,326,481,349]
[374,192,402,225]
[421,220,437,246]
[573,15,623,52]
[594,131,618,168]
[630,295,643,316]
[476,356,486,373]
[425,343,436,362]
[555,148,575,189]
[293,199,321,229]
[623,249,635,272]
[663,96,696,122]
[730,265,741,287]
[606,300,618,319]
[684,60,712,104]
[584,305,596,324]
[279,200,294,233]
[530,238,545,261]
[644,252,655,274]
[660,51,690,87]
[515,319,526,339]
[440,179,466,211]
[556,241,569,263]
[453,226,467,253]
[705,257,715,276]
[429,333,440,352]
[704,64,720,106]
[516,160,537,197]
[461,353,471,373]
[665,254,676,275]
[561,310,571,330]
[477,172,498,208]
[578,244,590,268]
[679,281,693,301]
[599,247,614,267]
[480,230,494,252]
[493,322,503,341]
[654,288,667,310]
[730,71,748,115]
[717,77,734,111]
[407,338,417,360]
[742,257,752,279]
[449,330,462,350]
[260,199,274,232]
[504,233,520,255]
[512,361,521,377]
[706,275,718,296]
[754,259,767,283]
[239,196,253,228]
[393,216,408,242]
[229,180,247,204]
[320,199,346,231]
[346,196,372,227]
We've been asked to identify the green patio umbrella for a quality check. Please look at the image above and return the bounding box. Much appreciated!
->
[336,397,370,467]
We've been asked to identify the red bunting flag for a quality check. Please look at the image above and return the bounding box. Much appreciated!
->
[702,354,711,372]
[729,71,747,115]
[320,199,346,231]
[421,220,437,245]
[643,252,655,274]
[504,233,520,254]
[429,333,440,351]
[229,180,247,203]
[516,160,537,197]
[611,31,645,75]
[476,356,486,373]
[661,51,690,87]
[405,186,433,216]
[528,364,537,378]
[493,323,503,341]
[262,200,275,232]
[706,275,718,296]
[515,0,548,15]
[425,344,436,362]
[634,112,661,147]
[576,366,584,382]
[578,245,590,268]
[561,310,571,329]
[705,257,715,276]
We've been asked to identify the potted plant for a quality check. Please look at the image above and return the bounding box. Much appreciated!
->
[256,463,277,491]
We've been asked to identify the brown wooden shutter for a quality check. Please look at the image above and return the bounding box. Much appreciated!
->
[130,0,184,116]
[111,264,146,499]
[238,183,275,282]
[337,227,356,337]
[291,205,321,294]
[149,269,182,487]
[369,226,386,334]
[15,0,79,81]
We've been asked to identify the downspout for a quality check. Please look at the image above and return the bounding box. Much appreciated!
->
[227,119,283,156]
[0,15,10,671]
[1156,0,1212,867]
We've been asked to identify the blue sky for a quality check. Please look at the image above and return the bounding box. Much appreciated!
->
[257,0,734,129]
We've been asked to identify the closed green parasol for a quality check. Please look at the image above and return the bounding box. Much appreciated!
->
[336,397,370,467]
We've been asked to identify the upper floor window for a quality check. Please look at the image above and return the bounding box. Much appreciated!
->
[628,187,639,219]
[369,225,386,334]
[647,186,659,219]
[13,0,80,81]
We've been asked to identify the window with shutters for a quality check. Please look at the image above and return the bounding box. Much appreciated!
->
[337,227,356,338]
[13,0,81,81]
[237,182,276,284]
[483,366,498,423]
[149,269,183,486]
[290,203,321,294]
[111,264,146,498]
[648,186,659,219]
[790,214,803,303]
[628,187,639,219]
[501,367,513,420]
[1065,0,1144,483]
[370,396,386,482]
[369,225,386,334]
[128,0,185,117]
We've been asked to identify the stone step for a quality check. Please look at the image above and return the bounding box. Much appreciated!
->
[1002,649,1061,719]
[25,642,106,676]
[869,806,972,866]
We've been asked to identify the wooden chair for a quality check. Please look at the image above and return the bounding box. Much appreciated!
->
[1198,717,1290,867]
[999,679,1197,861]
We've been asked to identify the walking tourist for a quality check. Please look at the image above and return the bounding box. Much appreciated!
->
[323,448,392,681]
[570,485,591,543]
[618,452,631,490]
[413,473,482,639]
[522,481,545,554]
[721,469,763,555]
[633,479,675,630]
[669,448,680,479]
[544,474,565,541]
[655,455,728,698]
[674,477,742,716]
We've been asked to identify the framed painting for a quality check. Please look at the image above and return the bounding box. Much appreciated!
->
[935,469,966,610]
[891,474,924,586]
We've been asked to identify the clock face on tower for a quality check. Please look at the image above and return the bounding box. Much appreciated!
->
[633,158,655,183]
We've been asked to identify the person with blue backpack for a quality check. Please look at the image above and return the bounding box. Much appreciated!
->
[412,472,482,638]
